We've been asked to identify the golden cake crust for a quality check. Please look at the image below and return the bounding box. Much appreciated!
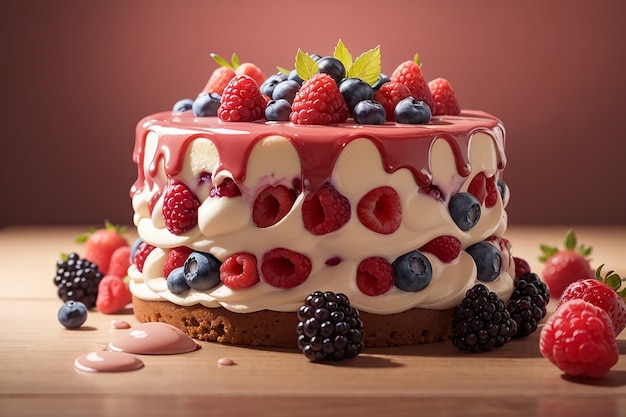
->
[132,296,453,347]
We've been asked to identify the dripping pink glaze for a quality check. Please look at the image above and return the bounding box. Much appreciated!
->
[131,110,505,197]
[74,351,144,373]
[108,322,199,355]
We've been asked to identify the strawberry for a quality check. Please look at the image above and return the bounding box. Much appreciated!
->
[220,252,260,289]
[96,275,133,314]
[209,53,265,89]
[372,81,412,122]
[428,77,460,116]
[217,74,266,122]
[467,172,487,205]
[357,186,402,234]
[78,221,129,275]
[290,73,349,125]
[484,175,498,208]
[540,299,619,378]
[558,265,626,336]
[202,66,236,96]
[419,236,461,263]
[133,241,155,273]
[390,54,435,114]
[356,257,394,296]
[539,230,594,298]
[260,248,311,289]
[235,62,265,87]
[163,246,194,278]
[252,185,296,228]
[108,245,131,278]
[162,182,201,235]
[301,183,351,235]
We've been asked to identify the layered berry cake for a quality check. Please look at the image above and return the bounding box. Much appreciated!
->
[128,42,519,348]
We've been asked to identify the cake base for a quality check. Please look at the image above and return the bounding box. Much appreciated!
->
[132,296,453,347]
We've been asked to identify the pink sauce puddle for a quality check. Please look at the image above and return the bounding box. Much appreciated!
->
[108,322,199,355]
[217,357,236,366]
[111,320,131,329]
[74,351,144,373]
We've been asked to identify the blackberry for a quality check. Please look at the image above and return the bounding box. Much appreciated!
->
[53,252,103,309]
[506,272,550,338]
[452,284,517,352]
[296,291,364,362]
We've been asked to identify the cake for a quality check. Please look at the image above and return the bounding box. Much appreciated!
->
[128,43,517,349]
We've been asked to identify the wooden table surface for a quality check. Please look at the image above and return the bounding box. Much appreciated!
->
[1,225,625,417]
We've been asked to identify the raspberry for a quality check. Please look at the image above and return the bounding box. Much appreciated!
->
[162,183,201,235]
[418,184,445,202]
[260,248,312,289]
[133,241,155,273]
[302,183,351,235]
[53,252,103,309]
[220,253,260,289]
[372,81,412,122]
[419,235,461,263]
[485,175,499,208]
[428,77,460,116]
[252,185,296,228]
[209,177,241,198]
[218,74,265,122]
[467,172,487,205]
[390,57,435,114]
[297,291,364,362]
[357,186,402,234]
[290,73,349,125]
[163,246,194,278]
[540,299,619,378]
[356,257,394,296]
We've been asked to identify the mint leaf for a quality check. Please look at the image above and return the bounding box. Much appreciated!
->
[333,39,353,73]
[295,49,318,81]
[346,45,381,86]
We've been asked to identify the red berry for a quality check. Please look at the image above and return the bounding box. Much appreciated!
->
[81,222,129,275]
[485,175,498,208]
[419,236,461,263]
[428,77,460,116]
[133,241,155,273]
[356,257,394,296]
[202,66,236,96]
[302,183,351,235]
[163,246,194,278]
[372,81,411,122]
[540,299,618,378]
[162,183,201,235]
[390,57,435,114]
[211,177,241,198]
[108,245,131,278]
[290,73,349,125]
[260,248,312,289]
[252,185,296,228]
[468,172,487,205]
[96,275,133,314]
[357,186,402,234]
[513,256,532,278]
[220,253,260,289]
[218,74,266,122]
[235,62,265,87]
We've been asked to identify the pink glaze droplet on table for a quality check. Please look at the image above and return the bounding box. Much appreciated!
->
[217,357,236,366]
[111,320,131,329]
[74,351,144,373]
[108,322,199,355]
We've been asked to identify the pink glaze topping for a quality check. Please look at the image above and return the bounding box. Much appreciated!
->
[74,350,144,373]
[108,322,199,355]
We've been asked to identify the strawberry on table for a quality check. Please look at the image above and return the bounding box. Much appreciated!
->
[108,245,131,278]
[77,221,129,275]
[96,275,133,314]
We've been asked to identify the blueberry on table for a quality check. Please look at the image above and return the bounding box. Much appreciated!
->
[58,300,88,329]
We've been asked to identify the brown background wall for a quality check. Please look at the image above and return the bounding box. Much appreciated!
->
[1,0,625,227]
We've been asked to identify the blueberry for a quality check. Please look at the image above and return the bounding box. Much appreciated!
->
[338,78,374,113]
[392,251,433,292]
[167,266,190,294]
[316,56,346,83]
[260,73,288,97]
[265,99,292,121]
[130,238,143,262]
[184,251,221,290]
[192,93,221,117]
[353,100,386,125]
[372,73,390,90]
[394,97,432,124]
[497,179,507,201]
[288,69,304,85]
[58,300,88,329]
[449,192,481,231]
[272,80,301,103]
[172,98,193,114]
[466,242,502,282]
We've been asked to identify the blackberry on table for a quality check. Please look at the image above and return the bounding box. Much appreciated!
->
[297,291,364,362]
[452,284,517,352]
[53,252,103,309]
[506,272,550,337]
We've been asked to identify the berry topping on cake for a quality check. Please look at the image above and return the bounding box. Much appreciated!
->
[484,175,499,208]
[392,250,433,292]
[163,246,194,278]
[183,251,221,291]
[338,77,374,113]
[218,74,266,122]
[356,257,394,296]
[393,97,432,124]
[357,186,402,234]
[558,265,626,336]
[166,267,189,294]
[220,253,260,289]
[77,221,128,276]
[162,183,201,235]
[297,291,364,362]
[290,73,349,125]
[260,248,312,289]
[192,92,221,117]
[132,240,155,273]
[316,56,346,84]
[173,98,193,114]
[540,299,619,378]
[302,183,351,235]
[467,172,487,205]
[210,177,242,198]
[465,241,502,282]
[252,185,297,228]
[513,256,532,278]
[96,275,132,314]
[390,54,435,114]
[202,54,236,95]
[260,72,288,97]
[58,300,88,329]
[452,284,517,352]
[428,77,461,116]
[265,98,292,121]
[372,81,412,122]
[352,99,386,125]
[448,192,481,231]
[539,229,594,298]
[418,235,462,263]
[54,252,103,309]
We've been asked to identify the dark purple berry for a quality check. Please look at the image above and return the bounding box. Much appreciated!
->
[172,98,193,114]
[192,93,221,117]
[316,57,346,83]
[265,99,291,121]
[394,97,431,124]
[260,73,288,97]
[338,78,374,113]
[53,252,103,309]
[272,80,301,103]
[353,100,386,125]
